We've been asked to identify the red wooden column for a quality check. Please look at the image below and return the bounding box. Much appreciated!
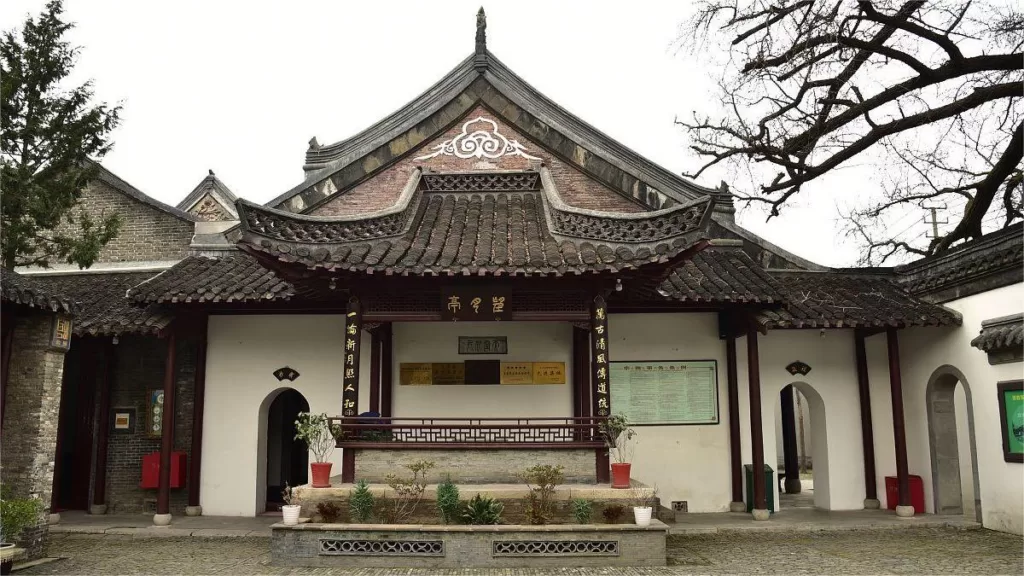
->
[91,338,116,514]
[341,297,362,483]
[187,315,209,515]
[746,326,769,519]
[380,323,393,418]
[726,335,744,511]
[886,328,913,516]
[590,296,611,484]
[155,331,177,523]
[368,328,382,415]
[855,329,880,508]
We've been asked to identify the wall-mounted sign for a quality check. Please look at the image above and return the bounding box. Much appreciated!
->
[273,366,300,381]
[500,362,534,385]
[609,361,719,426]
[146,390,164,438]
[591,296,611,416]
[400,363,433,386]
[50,315,72,350]
[441,288,510,322]
[111,407,135,434]
[342,298,362,417]
[998,380,1024,463]
[458,336,508,354]
[785,361,811,376]
[431,363,465,385]
[532,362,566,385]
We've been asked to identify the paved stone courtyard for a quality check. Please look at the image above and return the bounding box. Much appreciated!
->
[18,526,1023,575]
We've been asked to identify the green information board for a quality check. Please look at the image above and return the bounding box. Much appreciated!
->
[1000,383,1024,462]
[609,361,719,425]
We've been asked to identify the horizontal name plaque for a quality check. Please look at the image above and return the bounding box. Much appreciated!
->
[458,336,508,355]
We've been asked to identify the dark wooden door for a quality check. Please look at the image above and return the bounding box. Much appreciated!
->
[56,339,97,510]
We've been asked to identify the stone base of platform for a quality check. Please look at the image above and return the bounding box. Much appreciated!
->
[271,521,668,568]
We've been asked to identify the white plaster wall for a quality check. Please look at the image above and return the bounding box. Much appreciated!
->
[894,283,1024,534]
[739,330,867,511]
[200,315,369,516]
[390,322,572,418]
[609,313,732,513]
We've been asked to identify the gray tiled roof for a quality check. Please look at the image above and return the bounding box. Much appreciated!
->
[31,272,172,335]
[970,313,1023,352]
[1,268,78,314]
[130,254,293,304]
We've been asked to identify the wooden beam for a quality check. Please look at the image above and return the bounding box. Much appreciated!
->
[380,323,393,418]
[886,328,911,510]
[726,335,743,505]
[747,326,767,513]
[156,332,177,518]
[91,339,116,511]
[187,315,209,510]
[854,329,878,504]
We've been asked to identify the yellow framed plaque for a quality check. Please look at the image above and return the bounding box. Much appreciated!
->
[431,363,465,385]
[532,362,566,384]
[400,363,433,385]
[500,362,534,385]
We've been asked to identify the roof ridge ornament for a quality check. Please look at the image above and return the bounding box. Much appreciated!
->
[475,7,487,71]
[413,116,540,161]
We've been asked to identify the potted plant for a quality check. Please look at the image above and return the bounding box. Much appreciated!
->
[294,412,338,488]
[281,483,300,525]
[601,414,636,489]
[0,486,42,574]
[629,484,658,527]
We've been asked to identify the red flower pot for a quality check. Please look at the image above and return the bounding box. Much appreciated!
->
[611,462,631,489]
[310,462,333,488]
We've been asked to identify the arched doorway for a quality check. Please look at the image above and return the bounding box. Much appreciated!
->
[926,366,981,521]
[775,382,829,509]
[256,388,309,513]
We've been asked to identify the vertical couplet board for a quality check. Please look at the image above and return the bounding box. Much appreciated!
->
[342,297,362,417]
[591,295,610,417]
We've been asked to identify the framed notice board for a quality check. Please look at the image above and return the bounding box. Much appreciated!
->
[609,360,719,426]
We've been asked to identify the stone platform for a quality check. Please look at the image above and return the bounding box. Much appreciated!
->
[271,520,669,568]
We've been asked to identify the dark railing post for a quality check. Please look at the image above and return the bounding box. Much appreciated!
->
[155,331,177,525]
[747,325,769,520]
[726,335,744,512]
[187,315,208,516]
[91,338,115,515]
[855,329,880,509]
[887,328,913,516]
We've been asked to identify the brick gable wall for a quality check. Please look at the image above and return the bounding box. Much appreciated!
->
[63,181,194,263]
[311,106,644,217]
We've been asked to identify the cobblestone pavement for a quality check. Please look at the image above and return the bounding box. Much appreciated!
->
[19,527,1023,575]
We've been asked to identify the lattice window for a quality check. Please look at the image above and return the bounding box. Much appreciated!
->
[318,539,444,556]
[422,172,540,193]
[492,540,619,557]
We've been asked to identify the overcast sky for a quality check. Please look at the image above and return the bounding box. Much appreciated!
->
[2,0,939,267]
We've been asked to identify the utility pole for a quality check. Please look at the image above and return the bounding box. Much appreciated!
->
[924,205,948,239]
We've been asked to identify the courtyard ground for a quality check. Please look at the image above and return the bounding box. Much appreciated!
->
[18,526,1022,575]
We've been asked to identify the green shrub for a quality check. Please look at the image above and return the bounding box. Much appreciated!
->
[381,460,435,524]
[461,494,503,525]
[571,498,593,524]
[519,464,564,525]
[316,501,343,523]
[349,480,375,523]
[602,503,625,524]
[0,486,42,544]
[436,475,460,525]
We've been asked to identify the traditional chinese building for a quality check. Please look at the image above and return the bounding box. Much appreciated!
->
[3,10,1022,552]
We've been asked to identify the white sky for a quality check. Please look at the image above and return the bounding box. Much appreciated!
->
[2,0,938,267]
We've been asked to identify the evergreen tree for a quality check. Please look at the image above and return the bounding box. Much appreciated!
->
[1,0,122,269]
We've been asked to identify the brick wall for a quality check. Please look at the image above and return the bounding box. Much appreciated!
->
[59,180,194,263]
[0,310,69,558]
[100,334,196,514]
[311,106,643,217]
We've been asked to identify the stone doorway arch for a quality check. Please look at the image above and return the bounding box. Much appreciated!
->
[776,381,830,509]
[926,366,981,520]
[255,387,309,514]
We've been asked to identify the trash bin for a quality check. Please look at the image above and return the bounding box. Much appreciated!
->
[744,464,775,513]
[885,475,925,514]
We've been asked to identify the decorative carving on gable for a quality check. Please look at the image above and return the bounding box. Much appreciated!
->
[414,117,541,161]
[192,196,229,221]
[421,171,540,193]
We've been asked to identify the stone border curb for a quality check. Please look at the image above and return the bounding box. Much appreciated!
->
[669,518,981,535]
[49,526,271,539]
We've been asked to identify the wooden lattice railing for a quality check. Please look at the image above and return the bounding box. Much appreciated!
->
[329,416,608,449]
